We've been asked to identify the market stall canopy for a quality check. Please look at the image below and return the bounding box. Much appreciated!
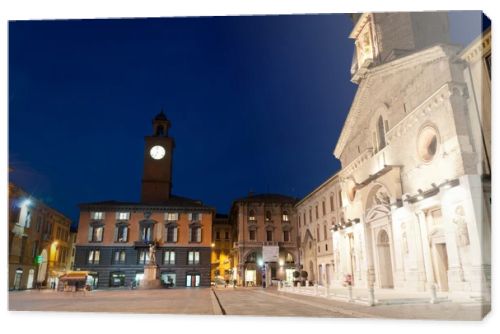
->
[59,271,90,281]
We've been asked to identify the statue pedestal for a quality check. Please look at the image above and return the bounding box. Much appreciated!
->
[139,264,162,289]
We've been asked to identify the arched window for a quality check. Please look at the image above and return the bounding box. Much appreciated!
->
[165,223,178,243]
[265,211,272,221]
[189,223,202,243]
[266,226,273,241]
[246,252,257,263]
[248,209,256,221]
[282,210,289,221]
[156,125,164,136]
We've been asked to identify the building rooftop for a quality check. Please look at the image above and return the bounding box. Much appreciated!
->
[233,193,299,204]
[79,194,212,211]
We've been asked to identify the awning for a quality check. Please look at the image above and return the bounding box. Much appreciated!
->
[59,272,88,281]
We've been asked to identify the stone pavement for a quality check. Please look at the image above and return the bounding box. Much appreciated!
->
[9,286,490,320]
[9,288,216,315]
[262,286,490,320]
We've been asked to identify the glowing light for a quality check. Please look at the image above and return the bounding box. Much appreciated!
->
[211,243,215,247]
[279,259,284,267]
[257,259,263,267]
[21,198,31,208]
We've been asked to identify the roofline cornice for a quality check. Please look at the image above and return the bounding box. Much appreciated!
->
[295,172,341,208]
[459,27,491,63]
[78,203,215,213]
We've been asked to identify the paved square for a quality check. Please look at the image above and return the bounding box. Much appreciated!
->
[9,287,490,320]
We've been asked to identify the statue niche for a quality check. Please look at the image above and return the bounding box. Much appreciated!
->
[453,205,470,247]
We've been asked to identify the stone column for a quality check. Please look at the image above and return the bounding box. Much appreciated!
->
[460,175,491,300]
[441,203,465,293]
[362,221,376,287]
[416,211,435,290]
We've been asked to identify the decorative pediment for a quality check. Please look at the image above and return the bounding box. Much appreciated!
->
[139,219,157,226]
[248,221,258,231]
[281,222,293,232]
[90,220,105,227]
[265,223,275,231]
[365,204,391,222]
[334,45,460,160]
[302,229,315,246]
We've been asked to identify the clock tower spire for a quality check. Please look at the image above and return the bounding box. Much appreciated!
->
[141,110,175,203]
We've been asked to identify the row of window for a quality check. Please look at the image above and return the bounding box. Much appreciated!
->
[247,230,291,242]
[88,224,203,243]
[90,211,202,222]
[299,191,342,227]
[214,230,230,240]
[108,272,201,288]
[87,249,201,265]
[248,210,289,222]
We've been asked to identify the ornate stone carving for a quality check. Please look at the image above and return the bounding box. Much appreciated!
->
[401,223,409,255]
[148,243,157,265]
[367,187,391,212]
[453,205,470,247]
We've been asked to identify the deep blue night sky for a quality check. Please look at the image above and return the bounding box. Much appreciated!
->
[9,12,486,226]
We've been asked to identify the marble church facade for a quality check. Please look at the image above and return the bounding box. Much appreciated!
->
[299,12,490,301]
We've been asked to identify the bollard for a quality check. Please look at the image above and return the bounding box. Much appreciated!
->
[306,280,309,287]
[368,284,375,306]
[429,283,437,304]
[347,285,353,302]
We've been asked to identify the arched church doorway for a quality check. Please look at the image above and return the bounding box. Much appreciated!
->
[377,229,394,288]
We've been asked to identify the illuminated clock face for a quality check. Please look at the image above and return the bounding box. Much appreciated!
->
[149,145,166,160]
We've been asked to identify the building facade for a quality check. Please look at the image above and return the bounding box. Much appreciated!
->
[9,183,72,290]
[230,194,299,287]
[326,12,490,300]
[210,214,234,282]
[74,112,214,288]
[296,173,342,286]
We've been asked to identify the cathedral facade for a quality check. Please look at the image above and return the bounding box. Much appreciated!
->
[295,12,490,302]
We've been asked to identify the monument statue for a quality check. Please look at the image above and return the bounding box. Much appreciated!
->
[148,243,157,265]
[140,242,161,289]
[453,205,470,247]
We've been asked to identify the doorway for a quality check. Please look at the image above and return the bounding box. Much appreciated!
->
[186,273,200,287]
[376,229,394,288]
[27,269,34,289]
[325,264,332,286]
[13,269,23,290]
[431,243,449,291]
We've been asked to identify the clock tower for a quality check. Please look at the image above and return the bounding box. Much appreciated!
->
[141,111,175,203]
